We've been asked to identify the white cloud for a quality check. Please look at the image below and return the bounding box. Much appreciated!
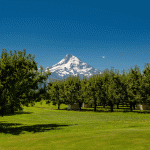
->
[102,56,105,58]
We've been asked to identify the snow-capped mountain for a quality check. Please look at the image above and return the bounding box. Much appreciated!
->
[38,54,102,81]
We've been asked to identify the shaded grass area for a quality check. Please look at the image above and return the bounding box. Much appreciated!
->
[0,100,150,149]
[1,111,33,116]
[0,122,70,135]
[32,100,150,113]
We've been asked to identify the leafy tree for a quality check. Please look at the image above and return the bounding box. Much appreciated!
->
[63,75,83,110]
[140,63,150,106]
[107,67,128,110]
[46,78,54,105]
[63,75,75,105]
[57,79,67,107]
[99,69,111,110]
[117,69,129,107]
[125,65,143,111]
[107,67,119,112]
[80,75,90,106]
[86,73,102,112]
[0,49,51,116]
[71,75,83,110]
[47,79,66,109]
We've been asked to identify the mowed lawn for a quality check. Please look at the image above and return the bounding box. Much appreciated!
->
[0,101,150,150]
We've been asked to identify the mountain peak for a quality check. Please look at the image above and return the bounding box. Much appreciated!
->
[66,54,73,57]
[39,54,102,81]
[63,54,74,63]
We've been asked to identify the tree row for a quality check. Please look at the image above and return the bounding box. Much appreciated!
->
[1,49,150,117]
[46,63,150,112]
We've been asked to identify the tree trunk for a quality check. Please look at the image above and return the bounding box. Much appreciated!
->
[110,103,113,112]
[111,104,113,112]
[133,104,135,110]
[109,101,113,112]
[94,98,97,112]
[58,103,60,110]
[10,102,15,114]
[10,107,15,114]
[103,104,105,108]
[0,107,4,117]
[79,102,82,111]
[133,102,136,110]
[130,102,132,112]
[117,103,119,109]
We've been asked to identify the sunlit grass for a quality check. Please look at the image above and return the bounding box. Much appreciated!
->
[0,100,150,150]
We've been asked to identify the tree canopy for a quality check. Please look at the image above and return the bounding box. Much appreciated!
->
[0,49,51,116]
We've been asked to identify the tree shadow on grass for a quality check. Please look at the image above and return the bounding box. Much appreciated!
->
[0,122,71,135]
[132,110,150,114]
[1,111,34,117]
[35,107,68,111]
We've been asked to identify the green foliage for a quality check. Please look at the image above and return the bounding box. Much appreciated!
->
[86,73,103,111]
[140,63,150,105]
[45,64,150,112]
[63,75,83,109]
[47,79,66,109]
[124,65,143,111]
[2,48,149,114]
[80,75,89,104]
[0,49,51,116]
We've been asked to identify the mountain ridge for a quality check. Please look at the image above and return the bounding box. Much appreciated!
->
[38,54,102,81]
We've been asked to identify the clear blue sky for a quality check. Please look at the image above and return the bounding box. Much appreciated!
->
[1,0,150,75]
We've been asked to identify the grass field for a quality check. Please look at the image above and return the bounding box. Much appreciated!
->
[0,101,150,150]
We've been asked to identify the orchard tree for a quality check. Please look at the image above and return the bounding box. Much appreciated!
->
[64,75,83,110]
[63,75,75,105]
[140,63,150,106]
[71,75,83,110]
[48,79,66,110]
[101,67,120,112]
[0,49,51,116]
[80,75,91,107]
[45,78,54,105]
[57,79,67,107]
[107,67,119,112]
[107,67,128,110]
[125,65,143,111]
[117,69,129,107]
[86,72,103,112]
[100,69,111,110]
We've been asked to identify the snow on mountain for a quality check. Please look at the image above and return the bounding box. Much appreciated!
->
[38,54,102,81]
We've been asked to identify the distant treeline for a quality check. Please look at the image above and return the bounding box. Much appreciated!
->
[46,63,149,112]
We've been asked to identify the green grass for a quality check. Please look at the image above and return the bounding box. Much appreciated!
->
[0,101,150,150]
